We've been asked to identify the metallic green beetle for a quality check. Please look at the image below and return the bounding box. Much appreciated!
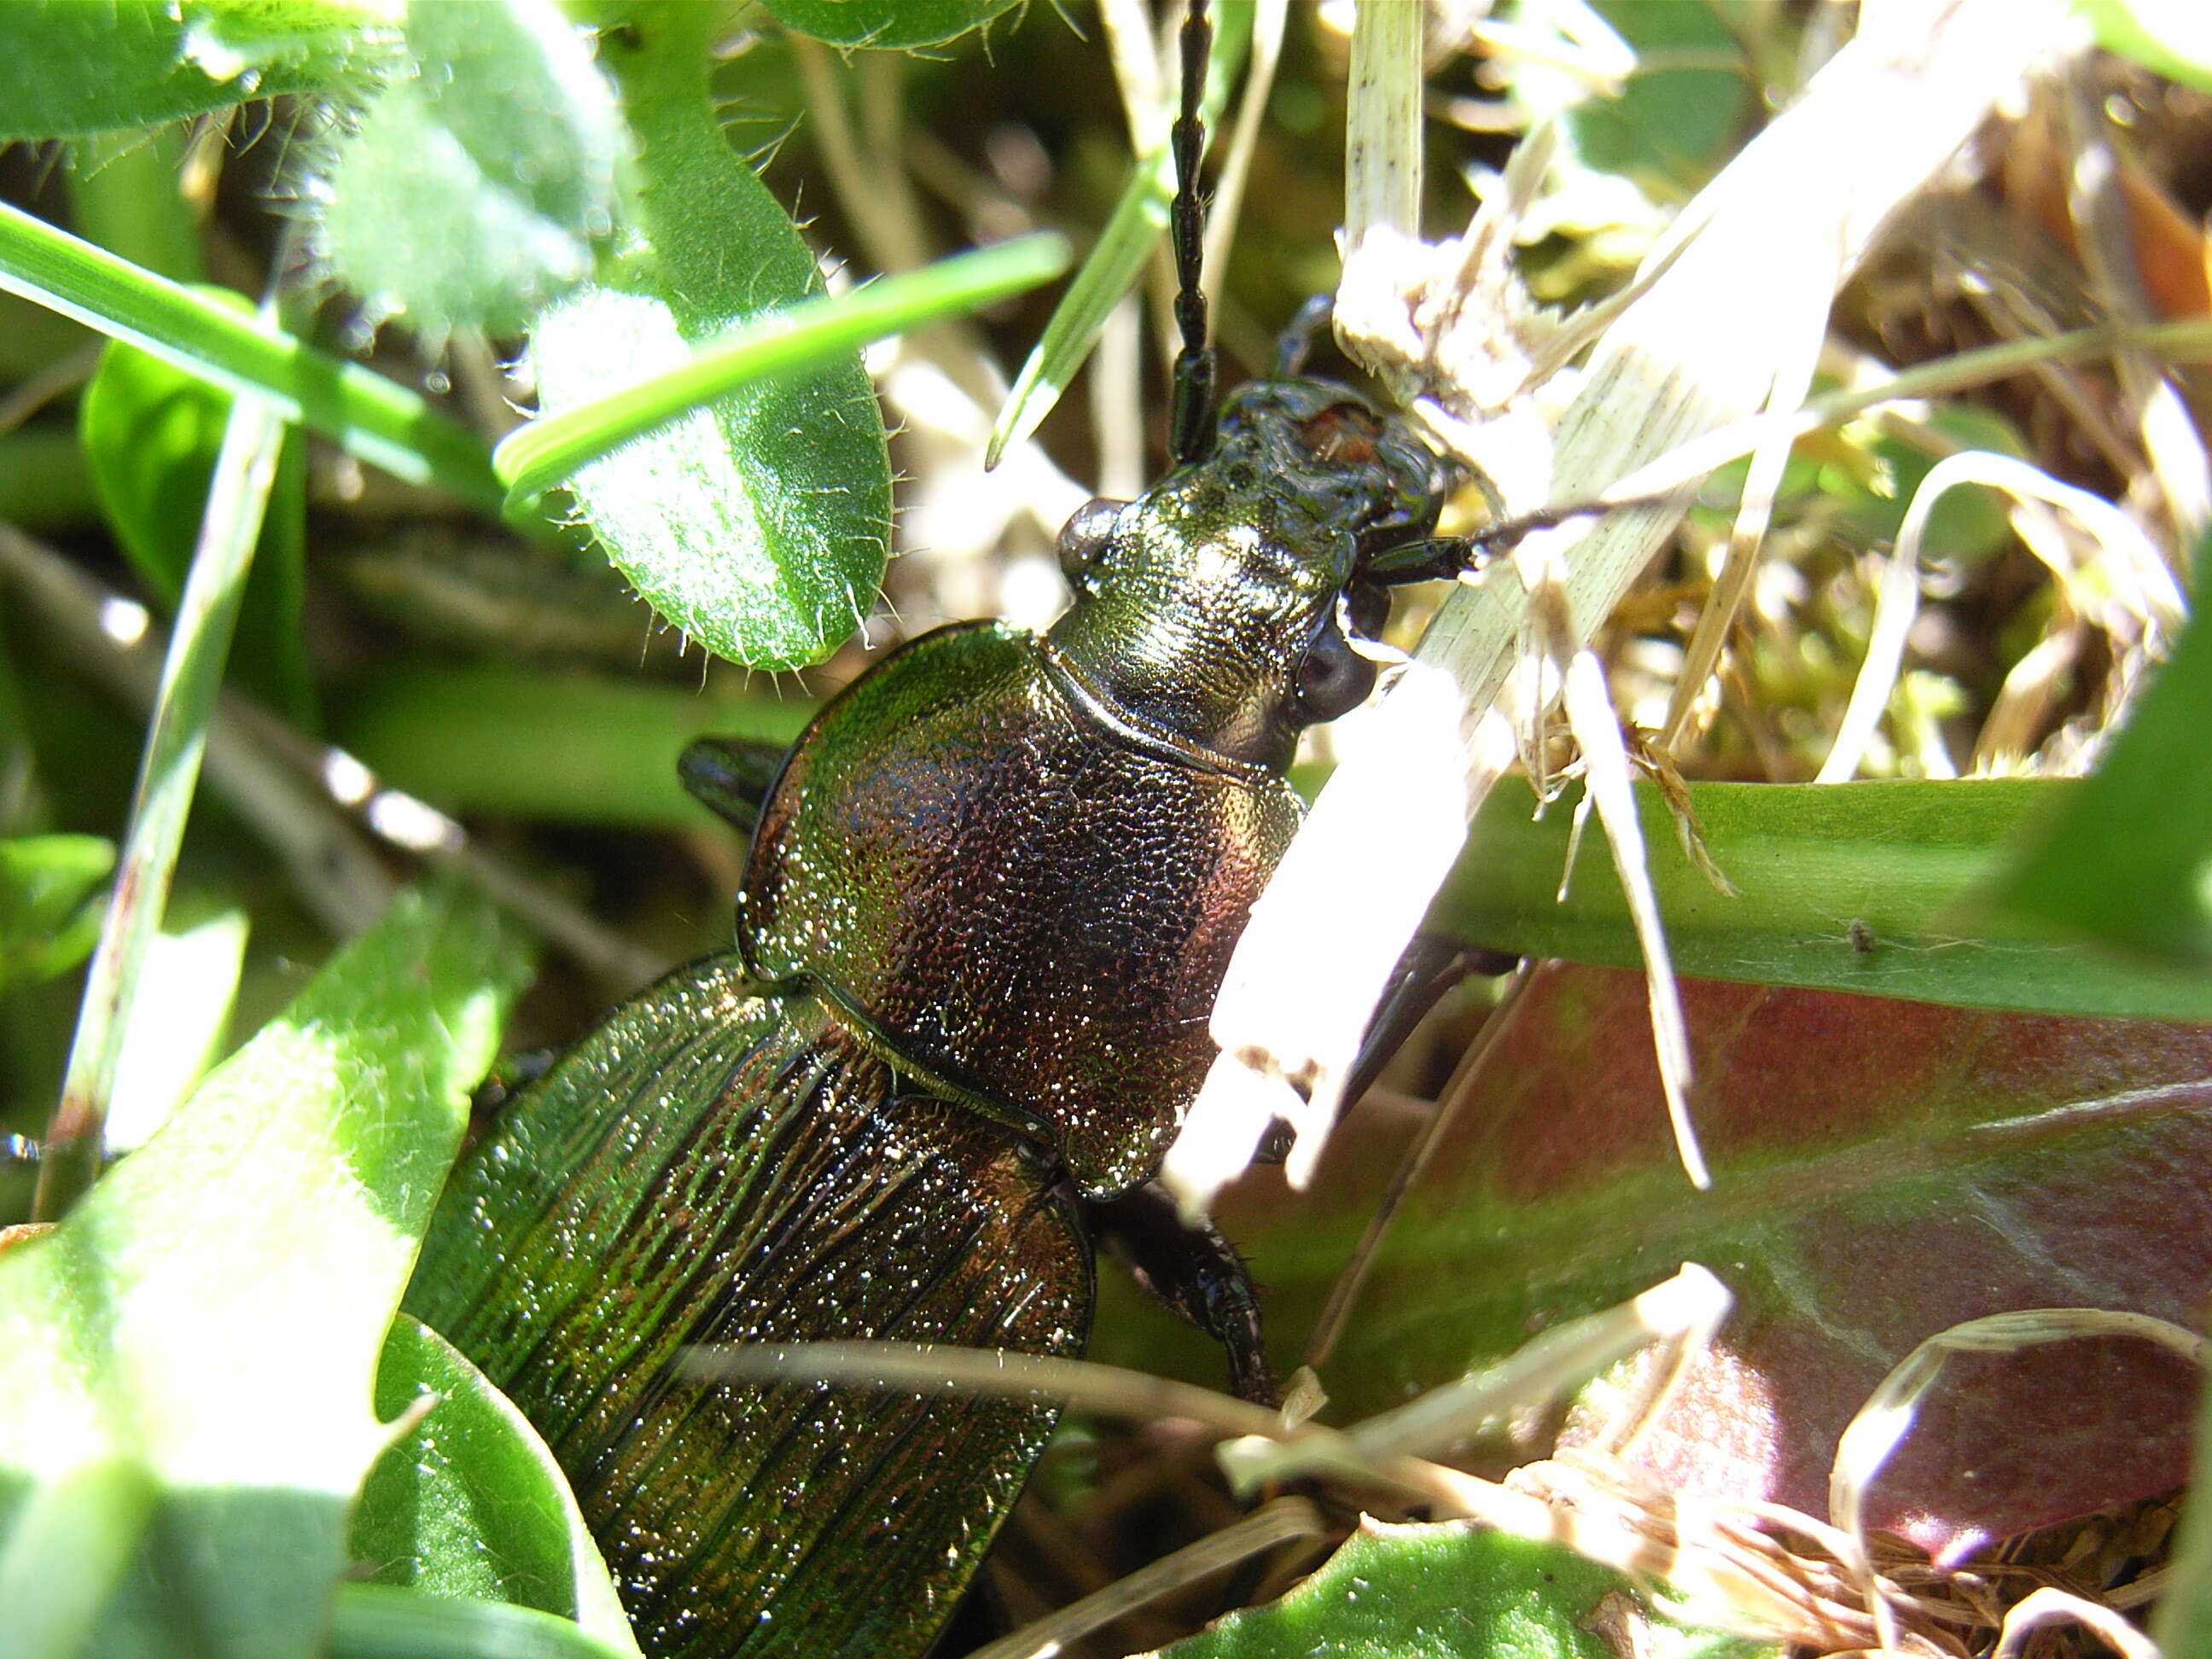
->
[405,6,1487,1654]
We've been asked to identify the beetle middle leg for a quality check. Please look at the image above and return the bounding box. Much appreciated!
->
[1083,1180,1276,1406]
[679,734,790,835]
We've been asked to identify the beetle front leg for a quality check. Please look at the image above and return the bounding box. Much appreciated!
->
[1083,1180,1277,1406]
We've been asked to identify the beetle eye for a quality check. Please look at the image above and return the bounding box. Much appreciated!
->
[1294,614,1377,724]
[1057,498,1127,591]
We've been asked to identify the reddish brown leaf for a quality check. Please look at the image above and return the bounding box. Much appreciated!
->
[1300,963,2212,1557]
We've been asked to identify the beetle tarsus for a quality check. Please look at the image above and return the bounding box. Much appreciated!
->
[1272,293,1334,378]
[1084,1179,1277,1407]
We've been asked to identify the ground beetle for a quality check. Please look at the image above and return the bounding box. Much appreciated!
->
[405,7,1498,1654]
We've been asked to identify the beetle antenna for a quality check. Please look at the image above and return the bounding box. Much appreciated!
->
[1167,0,1216,467]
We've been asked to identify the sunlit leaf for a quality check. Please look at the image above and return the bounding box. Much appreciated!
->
[354,1315,640,1655]
[0,0,399,140]
[102,907,248,1153]
[321,0,627,338]
[0,883,532,1657]
[1433,777,2212,1022]
[528,3,890,670]
[1158,1520,1767,1659]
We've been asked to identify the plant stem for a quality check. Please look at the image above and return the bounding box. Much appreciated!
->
[36,388,286,1220]
[493,232,1070,506]
[0,200,501,513]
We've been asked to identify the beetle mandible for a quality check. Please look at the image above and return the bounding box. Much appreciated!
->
[405,6,1497,1655]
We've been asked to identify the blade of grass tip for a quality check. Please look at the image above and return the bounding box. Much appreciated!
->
[1098,0,1167,148]
[35,381,287,1220]
[1561,647,1708,1190]
[0,201,501,513]
[988,156,1178,474]
[493,233,1070,510]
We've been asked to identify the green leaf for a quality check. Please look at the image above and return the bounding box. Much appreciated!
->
[1299,960,2212,1552]
[1982,533,2212,963]
[0,0,401,141]
[321,0,628,339]
[528,2,891,670]
[328,1584,640,1659]
[104,907,249,1152]
[0,835,113,989]
[1156,1522,1768,1659]
[761,0,1022,49]
[1564,3,1754,201]
[78,294,316,723]
[0,882,533,1659]
[354,1315,640,1656]
[1432,777,2212,1022]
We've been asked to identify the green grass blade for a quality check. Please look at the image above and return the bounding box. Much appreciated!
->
[1433,777,2212,1022]
[495,233,1070,506]
[38,382,287,1218]
[0,201,501,511]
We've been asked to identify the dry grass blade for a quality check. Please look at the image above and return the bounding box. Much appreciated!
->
[1187,0,2086,1208]
[1818,451,2185,783]
[1830,1310,2206,1651]
[964,1496,1325,1659]
[1994,1586,2163,1659]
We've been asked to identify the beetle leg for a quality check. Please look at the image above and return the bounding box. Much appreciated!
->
[1271,293,1334,378]
[1084,1180,1277,1406]
[466,1046,557,1126]
[678,735,790,834]
[1337,933,1518,1115]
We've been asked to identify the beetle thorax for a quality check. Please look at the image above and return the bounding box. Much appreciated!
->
[1045,471,1351,772]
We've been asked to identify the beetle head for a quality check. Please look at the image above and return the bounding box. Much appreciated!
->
[1045,377,1452,773]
